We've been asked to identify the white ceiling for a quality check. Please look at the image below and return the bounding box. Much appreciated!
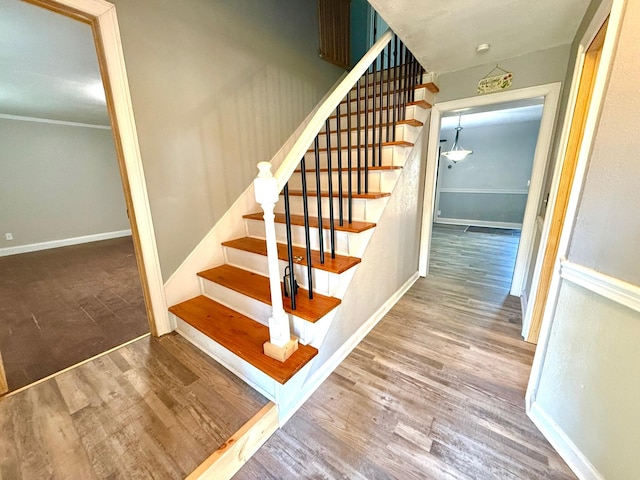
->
[0,0,109,125]
[441,103,544,130]
[368,0,592,74]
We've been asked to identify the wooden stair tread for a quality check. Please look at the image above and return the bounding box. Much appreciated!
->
[222,237,361,274]
[286,189,390,199]
[198,264,341,323]
[317,119,423,136]
[307,140,413,154]
[169,295,318,384]
[416,82,439,93]
[243,212,376,233]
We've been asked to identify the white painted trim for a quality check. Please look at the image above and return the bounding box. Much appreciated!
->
[528,402,605,480]
[435,218,522,229]
[419,83,561,289]
[526,0,625,410]
[0,229,132,257]
[525,5,626,470]
[0,113,111,129]
[87,0,169,334]
[560,259,640,314]
[279,271,420,425]
[438,187,529,195]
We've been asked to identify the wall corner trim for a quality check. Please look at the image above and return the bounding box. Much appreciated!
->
[278,271,421,426]
[560,259,640,314]
[528,402,606,480]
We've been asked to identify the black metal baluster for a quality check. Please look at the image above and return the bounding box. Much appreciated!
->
[385,41,392,142]
[283,183,296,310]
[335,106,344,226]
[314,136,325,264]
[392,35,399,141]
[371,55,377,169]
[399,42,407,121]
[408,52,416,103]
[377,50,384,166]
[299,157,313,298]
[346,85,353,224]
[325,119,336,259]
[364,70,370,193]
[356,77,362,194]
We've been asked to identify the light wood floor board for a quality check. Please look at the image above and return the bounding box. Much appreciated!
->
[234,224,576,479]
[0,333,268,479]
[0,237,149,391]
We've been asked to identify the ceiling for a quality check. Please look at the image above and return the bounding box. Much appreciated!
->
[368,0,592,74]
[1,0,592,125]
[0,0,109,126]
[441,103,544,130]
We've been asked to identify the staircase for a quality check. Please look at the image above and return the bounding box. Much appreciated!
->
[168,30,437,421]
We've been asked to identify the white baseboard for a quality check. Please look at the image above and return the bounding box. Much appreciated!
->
[279,271,421,425]
[0,229,132,257]
[528,402,605,480]
[435,218,523,229]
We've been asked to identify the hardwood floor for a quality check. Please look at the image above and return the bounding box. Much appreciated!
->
[0,333,268,479]
[0,237,149,391]
[234,224,576,479]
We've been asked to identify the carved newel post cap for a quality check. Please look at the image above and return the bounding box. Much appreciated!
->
[257,161,273,178]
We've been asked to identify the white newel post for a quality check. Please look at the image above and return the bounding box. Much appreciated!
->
[254,162,299,362]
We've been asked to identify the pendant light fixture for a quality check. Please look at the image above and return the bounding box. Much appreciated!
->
[442,115,473,163]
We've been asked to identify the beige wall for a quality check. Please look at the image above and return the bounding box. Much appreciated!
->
[534,0,640,477]
[0,118,129,249]
[435,45,572,104]
[109,0,344,280]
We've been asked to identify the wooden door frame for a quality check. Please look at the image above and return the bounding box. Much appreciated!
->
[24,0,170,336]
[523,0,619,344]
[418,83,561,300]
[526,0,624,410]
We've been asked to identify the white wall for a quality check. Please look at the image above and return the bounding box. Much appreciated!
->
[533,0,640,477]
[0,118,129,250]
[436,119,541,227]
[109,0,344,280]
[436,45,572,104]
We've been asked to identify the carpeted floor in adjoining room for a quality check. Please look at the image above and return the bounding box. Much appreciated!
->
[0,236,149,391]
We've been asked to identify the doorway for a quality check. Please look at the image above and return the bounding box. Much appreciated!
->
[0,0,149,393]
[419,83,561,317]
[0,0,168,394]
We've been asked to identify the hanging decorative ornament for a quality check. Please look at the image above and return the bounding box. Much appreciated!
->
[477,64,513,94]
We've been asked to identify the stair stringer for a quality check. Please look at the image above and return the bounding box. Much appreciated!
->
[276,111,432,421]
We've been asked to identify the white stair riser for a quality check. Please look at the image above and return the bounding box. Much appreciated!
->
[276,195,389,223]
[347,84,428,102]
[316,124,420,149]
[287,169,401,194]
[326,104,429,131]
[175,319,315,409]
[245,218,374,258]
[223,245,354,298]
[199,279,337,347]
[302,144,410,167]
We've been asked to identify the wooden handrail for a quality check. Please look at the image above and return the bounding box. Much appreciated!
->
[273,29,394,193]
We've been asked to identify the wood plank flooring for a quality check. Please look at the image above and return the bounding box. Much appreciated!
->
[0,333,268,479]
[234,224,576,479]
[0,237,149,391]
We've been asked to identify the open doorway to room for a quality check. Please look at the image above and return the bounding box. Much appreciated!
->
[419,84,561,337]
[0,0,149,393]
[430,100,544,294]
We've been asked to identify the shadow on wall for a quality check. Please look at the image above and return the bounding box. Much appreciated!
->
[112,0,344,279]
